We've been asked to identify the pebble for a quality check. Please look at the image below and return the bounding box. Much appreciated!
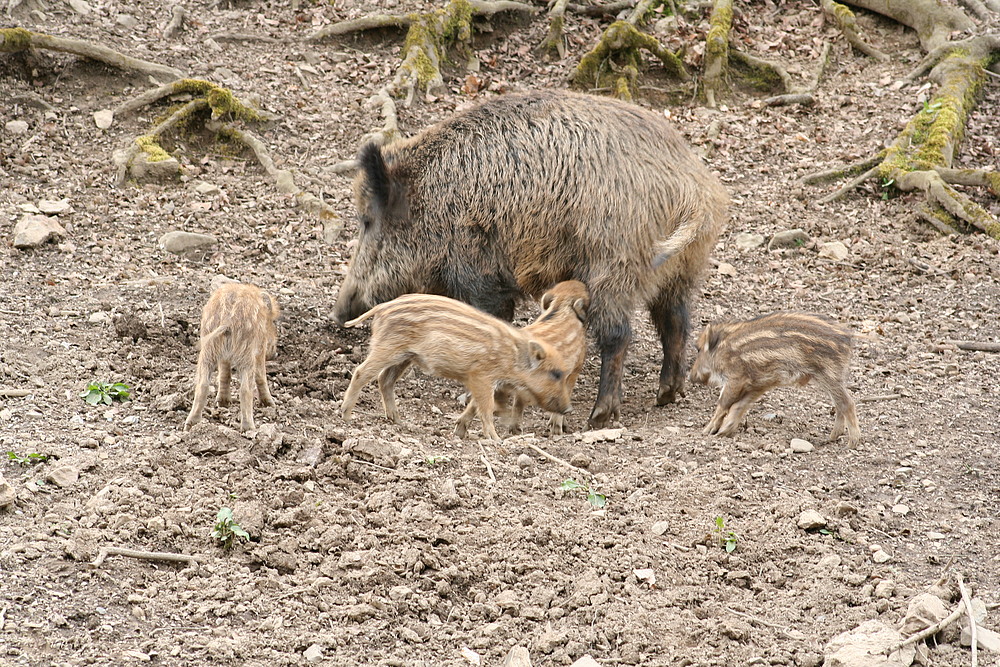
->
[818,241,849,261]
[569,452,591,469]
[13,214,66,249]
[159,231,218,254]
[716,262,737,277]
[651,520,669,535]
[303,644,323,662]
[94,109,114,129]
[790,438,814,453]
[37,199,72,214]
[891,504,909,515]
[734,232,765,250]
[768,228,810,250]
[816,554,841,570]
[926,531,946,540]
[516,453,533,469]
[501,646,532,667]
[797,510,827,530]
[569,656,601,667]
[46,465,80,488]
[0,475,16,508]
[194,181,221,196]
[579,428,624,444]
[874,581,895,599]
[872,549,892,563]
[5,119,29,135]
[115,13,138,28]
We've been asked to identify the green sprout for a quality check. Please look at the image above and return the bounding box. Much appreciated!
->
[81,381,132,406]
[6,451,49,466]
[713,516,738,553]
[561,478,607,509]
[211,507,250,549]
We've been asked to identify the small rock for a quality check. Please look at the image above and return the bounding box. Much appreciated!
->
[296,446,323,467]
[68,0,91,14]
[194,181,221,196]
[899,593,948,635]
[303,644,323,662]
[768,228,810,250]
[734,232,765,250]
[435,479,462,510]
[569,656,601,667]
[115,13,138,28]
[818,241,850,261]
[345,437,401,468]
[797,509,827,531]
[159,231,218,254]
[398,626,422,643]
[717,262,738,277]
[569,452,591,469]
[494,590,520,614]
[46,465,80,488]
[5,119,29,135]
[94,109,114,129]
[926,531,946,540]
[516,453,533,469]
[501,646,532,667]
[533,626,568,654]
[891,504,909,515]
[633,568,656,586]
[37,199,72,214]
[0,476,16,509]
[961,624,1000,652]
[872,549,892,563]
[823,619,914,667]
[117,149,181,183]
[89,311,111,325]
[815,554,841,571]
[651,520,669,535]
[790,438,814,453]
[892,312,911,324]
[874,581,895,599]
[13,214,66,249]
[579,428,624,444]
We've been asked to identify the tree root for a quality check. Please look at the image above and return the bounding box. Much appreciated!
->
[1,27,185,81]
[114,98,206,187]
[703,0,733,108]
[729,49,794,94]
[567,0,637,17]
[538,0,570,60]
[571,2,689,101]
[820,0,889,61]
[847,0,976,51]
[307,0,536,106]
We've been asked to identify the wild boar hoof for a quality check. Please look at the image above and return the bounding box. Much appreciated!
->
[656,384,684,406]
[588,403,619,429]
[454,423,469,439]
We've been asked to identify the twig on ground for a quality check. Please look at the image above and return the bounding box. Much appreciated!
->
[91,547,201,568]
[349,458,397,473]
[817,166,879,204]
[957,574,978,667]
[478,441,497,483]
[725,606,788,630]
[857,393,901,403]
[762,93,815,106]
[210,32,279,43]
[0,389,32,397]
[946,341,1000,353]
[514,438,592,479]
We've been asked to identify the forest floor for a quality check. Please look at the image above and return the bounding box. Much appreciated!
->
[1,1,999,666]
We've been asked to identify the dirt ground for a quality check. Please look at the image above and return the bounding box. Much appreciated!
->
[2,1,1000,666]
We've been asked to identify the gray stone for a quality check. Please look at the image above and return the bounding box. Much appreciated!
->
[116,13,138,28]
[790,438,814,453]
[0,475,15,509]
[734,232,765,250]
[121,150,181,183]
[37,199,72,214]
[68,0,91,14]
[797,509,827,531]
[517,453,533,469]
[94,109,114,129]
[651,520,669,535]
[874,581,895,599]
[818,241,850,261]
[768,228,810,250]
[303,644,323,662]
[872,549,892,563]
[823,619,914,667]
[899,593,948,636]
[46,465,79,488]
[345,437,401,468]
[580,428,624,444]
[5,119,29,135]
[501,646,533,667]
[494,589,520,614]
[159,231,218,254]
[569,656,601,667]
[194,181,221,196]
[13,214,66,249]
[961,624,1000,652]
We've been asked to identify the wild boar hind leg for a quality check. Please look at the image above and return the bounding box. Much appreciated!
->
[341,353,404,422]
[649,286,690,406]
[377,360,413,423]
[465,378,501,441]
[588,318,632,429]
[715,385,769,437]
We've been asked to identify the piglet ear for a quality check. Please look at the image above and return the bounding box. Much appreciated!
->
[572,297,588,323]
[529,340,547,362]
[540,291,555,311]
[705,324,722,352]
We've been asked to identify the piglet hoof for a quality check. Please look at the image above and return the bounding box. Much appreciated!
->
[454,422,469,439]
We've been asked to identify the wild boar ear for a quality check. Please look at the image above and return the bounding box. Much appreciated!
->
[572,297,589,323]
[528,340,547,367]
[705,325,721,351]
[358,142,408,225]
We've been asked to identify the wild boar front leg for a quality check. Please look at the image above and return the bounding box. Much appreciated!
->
[715,386,768,437]
[827,382,860,445]
[649,288,689,405]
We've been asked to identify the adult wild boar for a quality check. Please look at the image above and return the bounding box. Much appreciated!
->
[334,90,729,427]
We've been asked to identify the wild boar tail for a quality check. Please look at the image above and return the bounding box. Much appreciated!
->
[343,305,381,328]
[201,324,230,346]
[650,214,703,269]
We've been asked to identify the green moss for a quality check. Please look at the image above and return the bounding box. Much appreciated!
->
[571,20,687,96]
[0,27,33,52]
[985,171,1000,195]
[135,135,172,162]
[206,86,263,122]
[706,4,733,58]
[171,79,217,96]
[442,0,473,43]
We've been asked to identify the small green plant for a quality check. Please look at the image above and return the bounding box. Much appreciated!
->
[81,381,132,406]
[922,100,942,114]
[423,454,451,466]
[561,478,607,509]
[6,451,49,466]
[211,507,249,549]
[713,516,738,553]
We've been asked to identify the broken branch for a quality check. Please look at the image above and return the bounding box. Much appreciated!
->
[946,340,1000,352]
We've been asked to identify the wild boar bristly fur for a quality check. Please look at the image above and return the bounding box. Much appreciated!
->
[185,283,280,433]
[340,293,572,441]
[689,312,861,445]
[334,90,729,429]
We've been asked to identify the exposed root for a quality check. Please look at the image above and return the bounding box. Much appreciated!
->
[816,166,879,204]
[308,0,536,106]
[916,203,960,235]
[114,98,206,186]
[0,26,185,81]
[218,125,341,228]
[703,0,733,108]
[538,0,570,60]
[947,340,1000,352]
[847,0,976,51]
[730,49,794,94]
[762,93,815,106]
[571,4,689,101]
[163,5,185,40]
[114,79,275,123]
[820,0,889,61]
[566,0,637,16]
[211,32,280,44]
